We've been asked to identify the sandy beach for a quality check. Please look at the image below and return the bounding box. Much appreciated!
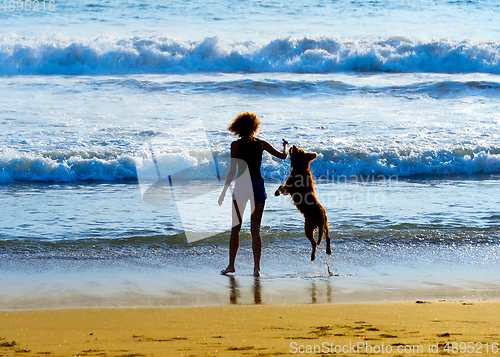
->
[1,300,499,356]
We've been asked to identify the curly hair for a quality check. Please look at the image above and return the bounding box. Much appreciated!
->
[227,112,261,138]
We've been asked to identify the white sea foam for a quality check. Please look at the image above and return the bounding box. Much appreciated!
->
[0,149,136,182]
[1,35,500,76]
[2,145,500,183]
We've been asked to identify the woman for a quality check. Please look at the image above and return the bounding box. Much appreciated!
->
[218,112,289,277]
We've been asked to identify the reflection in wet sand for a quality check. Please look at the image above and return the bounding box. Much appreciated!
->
[253,277,262,304]
[228,275,239,304]
[227,275,262,305]
[225,275,334,305]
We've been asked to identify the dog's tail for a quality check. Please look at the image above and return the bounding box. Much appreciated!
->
[317,220,329,246]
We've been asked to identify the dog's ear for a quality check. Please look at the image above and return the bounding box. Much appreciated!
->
[306,153,317,162]
[290,145,297,154]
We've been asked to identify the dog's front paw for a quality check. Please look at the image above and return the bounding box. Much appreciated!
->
[274,187,281,196]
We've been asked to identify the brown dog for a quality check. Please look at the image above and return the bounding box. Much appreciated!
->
[275,145,331,261]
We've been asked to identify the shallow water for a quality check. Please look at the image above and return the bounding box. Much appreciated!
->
[2,236,499,310]
[2,176,500,310]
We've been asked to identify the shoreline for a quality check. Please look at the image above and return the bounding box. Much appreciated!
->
[2,244,500,311]
[1,300,499,356]
[2,266,500,311]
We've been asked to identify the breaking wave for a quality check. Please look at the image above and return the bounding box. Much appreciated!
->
[2,146,500,182]
[1,35,500,75]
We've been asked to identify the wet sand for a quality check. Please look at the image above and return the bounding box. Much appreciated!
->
[2,240,500,311]
[1,300,499,356]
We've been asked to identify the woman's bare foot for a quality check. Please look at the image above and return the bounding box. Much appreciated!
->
[253,268,260,277]
[221,266,235,275]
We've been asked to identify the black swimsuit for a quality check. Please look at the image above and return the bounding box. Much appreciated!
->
[233,139,267,203]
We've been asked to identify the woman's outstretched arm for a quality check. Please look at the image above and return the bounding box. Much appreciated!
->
[218,141,238,206]
[262,140,289,160]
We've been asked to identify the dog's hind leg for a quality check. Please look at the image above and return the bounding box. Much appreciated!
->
[304,221,317,261]
[324,224,332,255]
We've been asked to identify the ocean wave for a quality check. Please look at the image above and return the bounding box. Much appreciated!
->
[2,146,500,183]
[310,146,500,178]
[103,77,500,98]
[1,35,500,75]
[1,228,499,253]
[0,149,137,182]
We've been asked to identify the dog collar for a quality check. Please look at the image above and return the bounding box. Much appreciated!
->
[292,162,309,169]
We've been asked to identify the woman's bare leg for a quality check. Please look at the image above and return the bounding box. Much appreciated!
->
[221,200,246,274]
[250,201,265,277]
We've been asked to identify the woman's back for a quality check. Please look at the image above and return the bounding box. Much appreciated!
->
[236,139,263,179]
